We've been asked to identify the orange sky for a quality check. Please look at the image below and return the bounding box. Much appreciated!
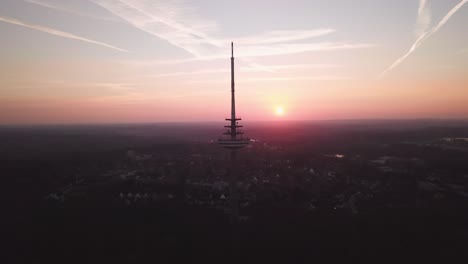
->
[1,0,467,124]
[2,78,467,125]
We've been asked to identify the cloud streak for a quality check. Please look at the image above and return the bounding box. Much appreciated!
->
[0,16,127,52]
[148,63,342,78]
[185,75,351,84]
[244,76,351,82]
[240,63,342,73]
[118,42,373,67]
[415,0,431,38]
[90,0,220,57]
[235,42,374,58]
[379,0,468,78]
[90,0,373,59]
[231,29,335,45]
[150,68,230,78]
[25,0,120,22]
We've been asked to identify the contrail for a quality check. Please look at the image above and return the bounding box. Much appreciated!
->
[415,0,431,37]
[90,0,221,57]
[430,0,467,34]
[379,0,467,78]
[91,0,373,60]
[0,16,127,52]
[418,0,428,16]
[25,0,120,22]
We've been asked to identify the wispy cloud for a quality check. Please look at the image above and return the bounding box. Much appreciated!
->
[93,82,138,90]
[118,42,373,67]
[148,63,343,78]
[431,0,467,34]
[186,75,351,84]
[379,0,468,78]
[13,80,139,91]
[120,57,224,67]
[24,0,120,22]
[240,63,342,73]
[231,29,335,45]
[90,0,220,57]
[244,76,352,82]
[90,0,373,60]
[415,0,431,38]
[379,32,427,78]
[150,69,229,78]
[234,42,374,58]
[0,16,127,52]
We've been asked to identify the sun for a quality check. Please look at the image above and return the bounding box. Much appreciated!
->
[275,106,284,116]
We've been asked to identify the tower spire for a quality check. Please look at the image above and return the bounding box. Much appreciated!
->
[219,42,250,223]
[230,42,236,139]
[220,41,247,146]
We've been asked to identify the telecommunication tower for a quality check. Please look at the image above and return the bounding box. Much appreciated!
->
[218,42,250,222]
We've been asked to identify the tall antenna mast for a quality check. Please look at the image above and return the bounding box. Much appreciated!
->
[218,42,250,222]
[230,42,236,139]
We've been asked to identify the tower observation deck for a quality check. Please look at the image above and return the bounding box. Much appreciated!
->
[218,43,249,222]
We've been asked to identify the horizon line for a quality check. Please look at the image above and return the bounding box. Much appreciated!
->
[1,117,468,127]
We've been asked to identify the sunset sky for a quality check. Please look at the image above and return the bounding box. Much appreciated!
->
[0,0,467,124]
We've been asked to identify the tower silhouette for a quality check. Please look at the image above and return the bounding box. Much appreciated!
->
[218,42,250,222]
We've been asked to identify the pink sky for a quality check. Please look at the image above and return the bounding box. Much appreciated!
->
[1,0,467,124]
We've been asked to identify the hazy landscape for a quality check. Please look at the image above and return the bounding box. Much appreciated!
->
[3,120,468,262]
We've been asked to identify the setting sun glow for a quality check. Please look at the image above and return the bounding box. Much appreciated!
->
[275,106,285,116]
